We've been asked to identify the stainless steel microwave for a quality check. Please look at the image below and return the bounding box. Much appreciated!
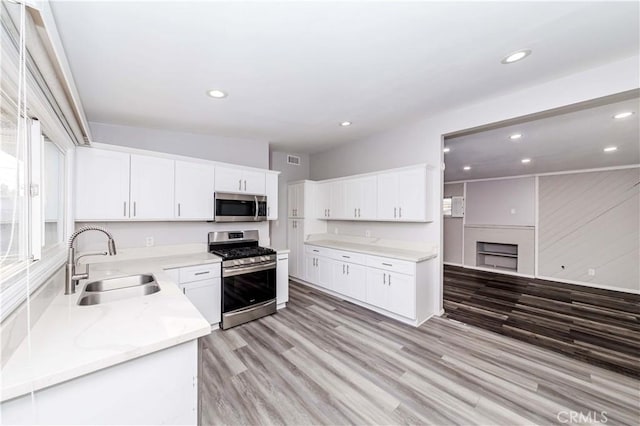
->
[214,193,267,222]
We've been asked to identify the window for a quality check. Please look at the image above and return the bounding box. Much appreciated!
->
[443,197,452,216]
[43,139,64,250]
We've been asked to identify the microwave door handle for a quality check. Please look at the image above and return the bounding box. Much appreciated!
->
[254,196,259,220]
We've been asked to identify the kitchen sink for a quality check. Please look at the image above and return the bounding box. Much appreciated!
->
[84,274,155,292]
[78,274,160,306]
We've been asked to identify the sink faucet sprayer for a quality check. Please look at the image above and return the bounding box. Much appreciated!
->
[66,226,117,295]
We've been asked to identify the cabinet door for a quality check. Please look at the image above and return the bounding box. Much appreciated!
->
[277,255,289,306]
[332,262,348,295]
[317,257,333,291]
[343,179,360,219]
[316,183,330,219]
[344,263,366,301]
[376,172,398,221]
[130,155,175,220]
[397,167,427,222]
[387,272,416,318]
[243,170,266,195]
[181,278,221,325]
[329,181,345,219]
[174,161,215,220]
[359,176,378,220]
[304,254,318,284]
[287,220,299,277]
[365,268,389,310]
[265,173,278,220]
[215,167,243,193]
[287,184,298,217]
[75,148,130,220]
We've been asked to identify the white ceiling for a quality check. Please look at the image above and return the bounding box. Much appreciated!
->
[49,1,639,153]
[444,95,640,182]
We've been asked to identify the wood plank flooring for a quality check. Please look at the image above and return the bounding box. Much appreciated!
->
[199,281,639,426]
[444,265,640,379]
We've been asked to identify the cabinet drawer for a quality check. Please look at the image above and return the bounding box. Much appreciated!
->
[304,245,335,258]
[179,264,220,283]
[366,255,415,275]
[329,250,366,265]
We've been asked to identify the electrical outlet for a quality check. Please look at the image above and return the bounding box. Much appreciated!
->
[145,236,154,247]
[510,208,516,215]
[365,230,371,237]
[588,268,596,276]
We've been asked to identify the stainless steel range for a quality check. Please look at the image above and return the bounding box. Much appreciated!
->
[208,230,277,329]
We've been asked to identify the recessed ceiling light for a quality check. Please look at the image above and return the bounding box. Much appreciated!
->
[207,89,227,98]
[340,121,352,127]
[613,111,634,119]
[501,49,532,64]
[603,146,618,153]
[443,147,450,153]
[521,158,531,164]
[510,133,522,140]
[463,166,471,171]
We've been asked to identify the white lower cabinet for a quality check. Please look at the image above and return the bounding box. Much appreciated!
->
[1,340,198,425]
[166,263,221,326]
[277,253,289,308]
[365,268,415,319]
[300,243,433,326]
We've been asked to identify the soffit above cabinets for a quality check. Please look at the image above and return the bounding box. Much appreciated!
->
[49,1,639,153]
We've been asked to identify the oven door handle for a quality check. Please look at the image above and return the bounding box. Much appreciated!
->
[254,196,258,221]
[223,261,276,277]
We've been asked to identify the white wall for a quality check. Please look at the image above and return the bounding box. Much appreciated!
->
[90,122,269,169]
[443,183,463,265]
[269,151,310,250]
[465,177,535,226]
[310,54,639,310]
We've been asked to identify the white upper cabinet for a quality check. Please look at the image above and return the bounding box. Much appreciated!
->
[344,176,377,220]
[215,166,265,195]
[174,161,215,220]
[265,173,278,220]
[288,182,308,218]
[316,182,331,219]
[377,166,431,222]
[76,148,131,220]
[130,155,175,220]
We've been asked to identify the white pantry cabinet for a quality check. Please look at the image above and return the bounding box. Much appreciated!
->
[287,219,304,278]
[277,252,289,308]
[215,166,266,195]
[287,183,304,218]
[75,148,130,220]
[265,173,278,220]
[174,161,215,220]
[130,155,175,220]
[377,166,431,222]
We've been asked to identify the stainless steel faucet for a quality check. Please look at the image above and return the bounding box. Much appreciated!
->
[66,226,117,295]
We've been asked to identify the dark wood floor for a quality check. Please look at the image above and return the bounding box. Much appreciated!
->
[444,265,640,379]
[199,281,639,425]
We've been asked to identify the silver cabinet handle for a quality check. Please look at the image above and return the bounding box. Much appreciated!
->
[328,208,330,217]
[383,273,386,284]
[239,179,242,191]
[178,203,181,217]
[354,208,357,218]
[347,265,349,275]
[358,208,361,217]
[254,195,258,220]
[394,207,397,218]
[183,287,186,294]
[342,255,350,259]
[133,202,137,217]
[123,201,127,217]
[313,249,319,252]
[194,271,210,276]
[389,274,392,285]
[382,262,393,267]
[268,206,270,216]
[342,264,345,274]
[399,207,402,218]
[244,180,247,191]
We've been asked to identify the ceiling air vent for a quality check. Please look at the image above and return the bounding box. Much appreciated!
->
[287,155,301,166]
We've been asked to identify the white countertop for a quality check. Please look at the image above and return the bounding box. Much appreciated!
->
[305,239,438,262]
[0,250,221,403]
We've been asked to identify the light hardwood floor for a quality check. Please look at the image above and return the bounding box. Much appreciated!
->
[200,282,640,425]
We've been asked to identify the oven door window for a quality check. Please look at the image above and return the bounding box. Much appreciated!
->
[223,268,276,312]
[216,199,256,217]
